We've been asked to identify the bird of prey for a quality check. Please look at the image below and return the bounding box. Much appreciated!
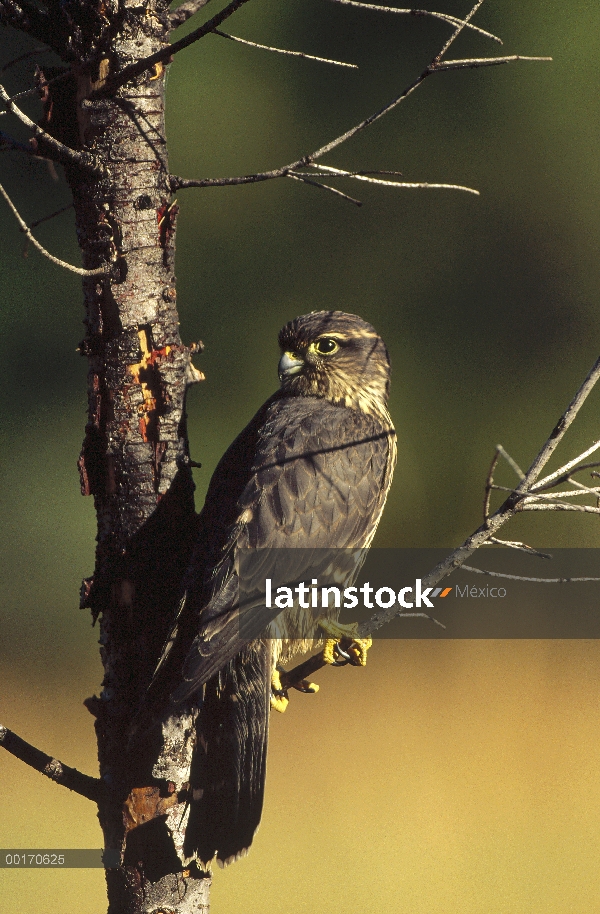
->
[151,310,396,868]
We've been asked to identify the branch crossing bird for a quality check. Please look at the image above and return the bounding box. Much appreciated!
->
[148,310,396,868]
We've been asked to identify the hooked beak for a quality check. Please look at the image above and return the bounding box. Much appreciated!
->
[278,351,304,380]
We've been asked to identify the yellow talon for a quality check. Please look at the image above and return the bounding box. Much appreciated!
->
[318,619,372,667]
[270,668,289,713]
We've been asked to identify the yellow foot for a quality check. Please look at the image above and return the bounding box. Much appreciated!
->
[270,668,289,713]
[318,619,372,667]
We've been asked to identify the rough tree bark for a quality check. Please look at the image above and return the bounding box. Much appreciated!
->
[23,1,210,910]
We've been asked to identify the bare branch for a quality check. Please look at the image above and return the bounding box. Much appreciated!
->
[461,566,600,584]
[431,54,552,71]
[169,0,212,29]
[0,182,107,276]
[489,484,600,499]
[0,724,102,802]
[519,503,600,515]
[483,447,500,520]
[1,46,50,73]
[326,0,502,43]
[0,85,100,174]
[309,163,479,194]
[100,0,254,95]
[287,171,362,206]
[213,29,358,69]
[30,202,74,230]
[171,21,545,194]
[497,444,525,479]
[434,0,485,61]
[483,537,552,559]
[532,456,600,492]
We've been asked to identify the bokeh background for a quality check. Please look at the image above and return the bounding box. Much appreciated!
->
[1,1,600,910]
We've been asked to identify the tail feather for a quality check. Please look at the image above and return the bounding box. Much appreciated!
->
[184,641,271,867]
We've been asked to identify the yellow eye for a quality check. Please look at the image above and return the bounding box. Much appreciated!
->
[314,338,339,355]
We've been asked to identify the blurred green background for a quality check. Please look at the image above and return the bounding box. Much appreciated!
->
[1,1,600,911]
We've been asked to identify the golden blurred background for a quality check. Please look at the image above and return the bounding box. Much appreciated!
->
[2,0,600,910]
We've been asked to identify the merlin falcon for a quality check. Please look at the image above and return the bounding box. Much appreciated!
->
[151,310,396,868]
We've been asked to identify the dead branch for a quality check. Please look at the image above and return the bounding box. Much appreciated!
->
[169,0,550,197]
[213,29,358,68]
[287,171,363,206]
[0,182,107,276]
[0,85,100,174]
[460,566,600,584]
[0,724,103,802]
[324,0,502,44]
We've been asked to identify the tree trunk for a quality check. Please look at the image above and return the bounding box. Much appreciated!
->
[43,2,209,910]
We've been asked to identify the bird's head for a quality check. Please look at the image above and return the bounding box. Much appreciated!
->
[277,311,391,417]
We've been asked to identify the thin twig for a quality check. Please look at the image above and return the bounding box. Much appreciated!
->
[434,0,485,61]
[309,164,479,194]
[520,503,600,515]
[1,46,50,72]
[169,0,212,28]
[0,85,98,173]
[430,54,552,71]
[30,202,74,230]
[171,2,548,198]
[566,476,600,497]
[490,484,600,499]
[213,29,358,68]
[483,537,552,559]
[530,441,600,492]
[287,171,362,206]
[532,458,600,492]
[0,182,106,276]
[461,565,600,584]
[497,444,525,479]
[0,724,103,802]
[99,0,254,95]
[324,0,502,44]
[483,447,500,520]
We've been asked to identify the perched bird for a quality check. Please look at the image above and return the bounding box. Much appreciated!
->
[151,310,396,868]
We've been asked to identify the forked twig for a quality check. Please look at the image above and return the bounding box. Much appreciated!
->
[325,0,502,44]
[0,84,99,173]
[170,0,550,199]
[287,171,362,206]
[0,182,106,276]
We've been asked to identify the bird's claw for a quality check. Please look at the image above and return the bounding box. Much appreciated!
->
[318,619,372,667]
[271,668,319,712]
[270,668,289,713]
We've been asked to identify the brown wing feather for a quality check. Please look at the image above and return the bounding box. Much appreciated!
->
[170,394,395,704]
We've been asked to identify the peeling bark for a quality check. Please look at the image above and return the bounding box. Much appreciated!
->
[37,1,210,910]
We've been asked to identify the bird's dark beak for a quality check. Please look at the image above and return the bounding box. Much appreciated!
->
[278,351,304,380]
